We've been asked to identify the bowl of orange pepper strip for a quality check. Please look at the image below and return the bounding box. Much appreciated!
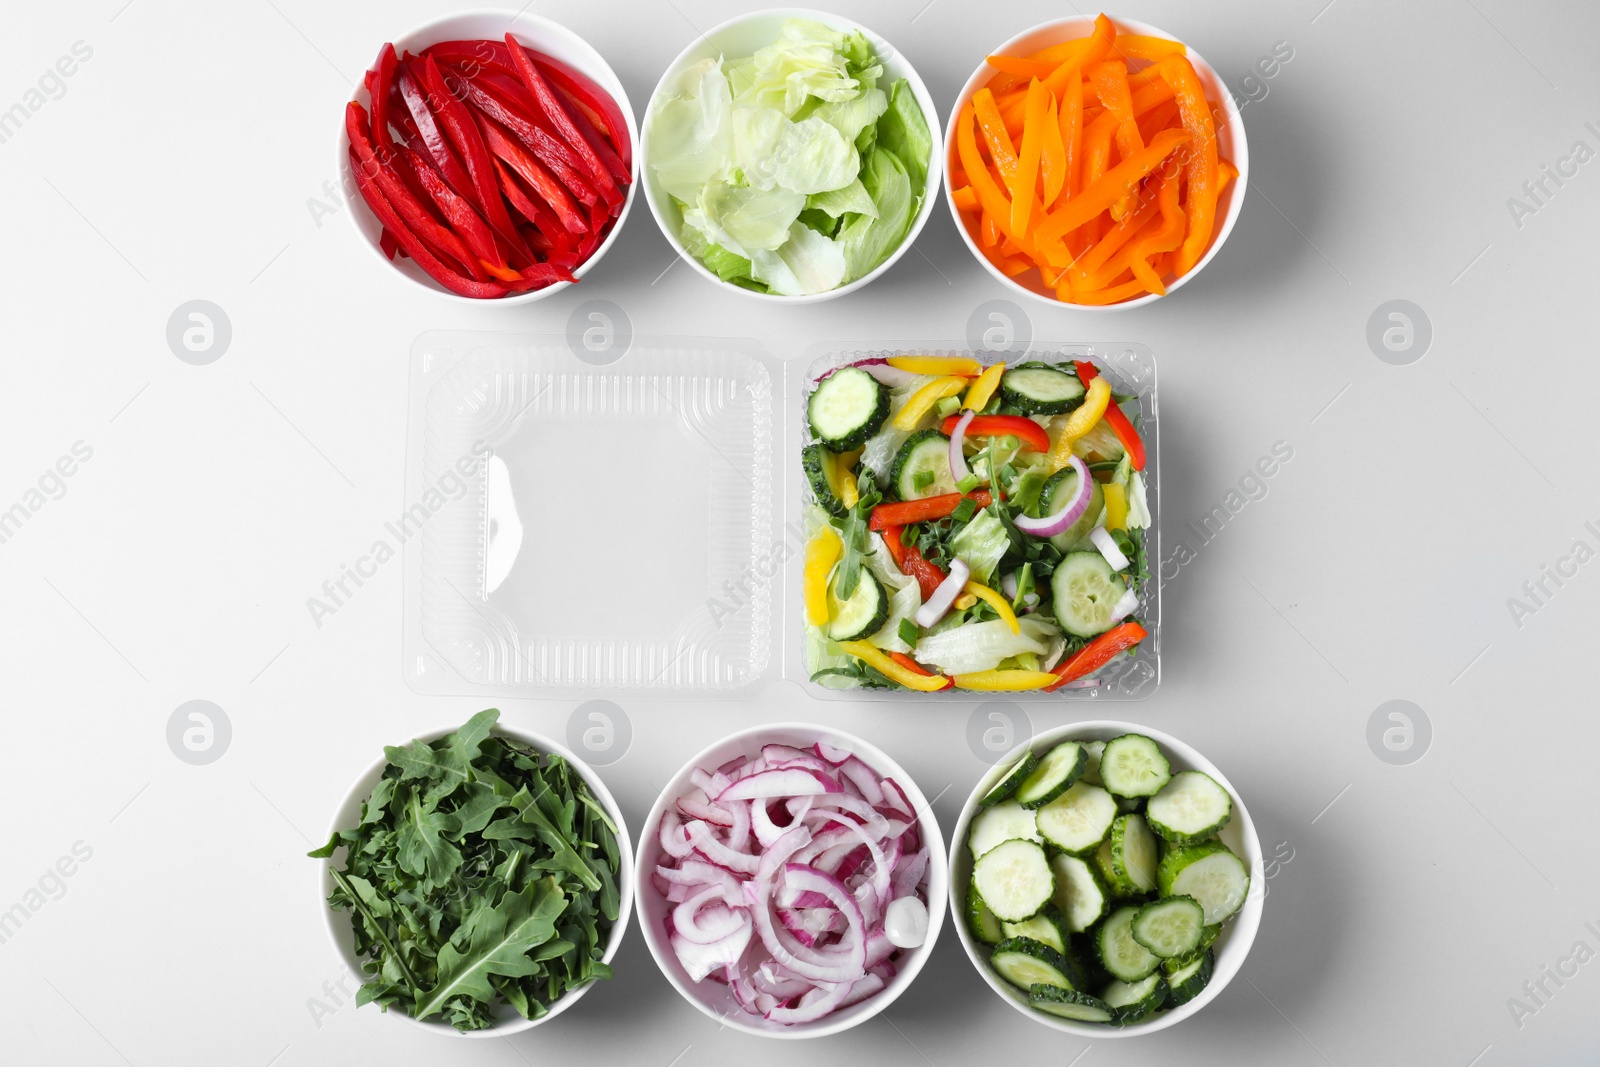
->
[945,13,1246,309]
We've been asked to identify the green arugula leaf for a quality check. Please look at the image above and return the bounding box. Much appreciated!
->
[414,877,565,1019]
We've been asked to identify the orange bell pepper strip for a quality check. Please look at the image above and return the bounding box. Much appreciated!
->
[1042,14,1115,98]
[972,88,1019,185]
[1124,169,1184,296]
[952,185,979,213]
[869,490,993,531]
[1091,60,1145,220]
[1034,127,1191,243]
[1043,621,1147,689]
[1111,34,1186,62]
[887,651,954,691]
[980,209,1001,248]
[1068,179,1165,288]
[1132,79,1177,115]
[1060,276,1156,305]
[1038,97,1066,205]
[1218,157,1239,187]
[1059,71,1083,207]
[1010,79,1049,235]
[978,240,1034,277]
[956,104,1037,259]
[1137,100,1181,144]
[1160,56,1218,274]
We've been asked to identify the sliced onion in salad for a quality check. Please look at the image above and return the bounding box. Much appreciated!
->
[948,409,975,484]
[654,743,931,1025]
[1088,525,1131,571]
[817,357,922,389]
[1107,585,1141,623]
[1014,454,1094,537]
[913,557,970,628]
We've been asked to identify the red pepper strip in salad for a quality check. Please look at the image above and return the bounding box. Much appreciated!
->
[939,413,1051,453]
[476,116,588,235]
[869,490,993,531]
[395,144,502,269]
[346,103,485,279]
[492,158,570,247]
[881,523,908,569]
[1042,621,1147,691]
[1072,361,1146,470]
[417,55,531,266]
[347,146,514,298]
[888,651,954,691]
[901,546,947,602]
[370,43,399,153]
[395,64,478,209]
[525,49,631,168]
[504,35,619,205]
[448,74,600,209]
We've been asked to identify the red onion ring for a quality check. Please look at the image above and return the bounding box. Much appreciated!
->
[1014,454,1094,537]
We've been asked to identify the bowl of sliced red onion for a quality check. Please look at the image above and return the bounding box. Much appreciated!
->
[635,723,948,1038]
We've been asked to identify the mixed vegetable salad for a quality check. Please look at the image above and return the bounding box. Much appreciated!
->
[964,734,1249,1025]
[646,18,932,295]
[802,354,1150,692]
[653,740,932,1025]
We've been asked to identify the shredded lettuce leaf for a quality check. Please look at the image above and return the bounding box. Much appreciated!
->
[839,147,914,281]
[749,220,847,295]
[914,616,1060,675]
[863,533,922,652]
[874,79,932,190]
[949,508,1009,585]
[646,59,736,202]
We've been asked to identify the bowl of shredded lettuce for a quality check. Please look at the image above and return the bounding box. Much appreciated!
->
[641,10,939,301]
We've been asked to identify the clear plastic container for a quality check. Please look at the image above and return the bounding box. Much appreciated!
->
[402,334,1158,701]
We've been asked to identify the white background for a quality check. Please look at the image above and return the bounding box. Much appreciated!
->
[3,1,1599,1065]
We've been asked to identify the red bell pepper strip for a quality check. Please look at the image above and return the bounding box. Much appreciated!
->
[396,64,477,208]
[379,228,398,260]
[881,523,908,568]
[346,102,485,280]
[477,116,588,235]
[939,414,1051,454]
[369,43,399,154]
[504,34,619,204]
[1043,621,1147,691]
[347,146,513,298]
[888,651,954,691]
[901,546,948,602]
[450,73,600,209]
[1072,361,1146,470]
[869,490,993,532]
[529,50,631,166]
[395,143,502,270]
[417,55,531,265]
[506,262,575,290]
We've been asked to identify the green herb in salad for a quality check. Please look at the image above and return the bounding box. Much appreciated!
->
[647,18,932,295]
[309,709,622,1031]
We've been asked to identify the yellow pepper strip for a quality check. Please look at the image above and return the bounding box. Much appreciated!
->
[952,669,1060,692]
[1102,482,1128,531]
[1050,376,1112,468]
[893,375,969,431]
[838,641,950,692]
[836,449,862,509]
[964,581,1020,634]
[803,528,842,626]
[887,355,981,377]
[963,362,1006,411]
[953,592,978,611]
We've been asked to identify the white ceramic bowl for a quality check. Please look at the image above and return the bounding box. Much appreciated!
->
[944,16,1248,311]
[948,720,1263,1037]
[639,8,943,303]
[337,9,639,305]
[634,722,948,1038]
[315,722,634,1038]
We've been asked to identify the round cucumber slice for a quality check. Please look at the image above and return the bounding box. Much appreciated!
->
[824,567,886,641]
[1050,552,1128,638]
[1029,984,1113,1022]
[981,750,1039,807]
[990,937,1081,991]
[1094,905,1160,982]
[808,367,888,451]
[890,429,957,500]
[1034,780,1118,854]
[1099,734,1172,799]
[1101,972,1168,1024]
[967,800,1040,859]
[1000,365,1086,415]
[1040,468,1104,551]
[1050,852,1109,933]
[1014,741,1088,809]
[1157,841,1250,925]
[802,444,846,516]
[1108,813,1160,894]
[972,839,1054,922]
[1130,895,1205,958]
[1147,770,1233,844]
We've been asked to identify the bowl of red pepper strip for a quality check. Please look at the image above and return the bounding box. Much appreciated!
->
[944,13,1247,310]
[340,10,638,302]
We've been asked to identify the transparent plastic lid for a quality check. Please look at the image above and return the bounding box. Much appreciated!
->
[403,334,1158,701]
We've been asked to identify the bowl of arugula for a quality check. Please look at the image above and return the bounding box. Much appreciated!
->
[309,709,633,1035]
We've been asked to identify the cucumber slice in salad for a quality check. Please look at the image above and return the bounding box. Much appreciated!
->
[1040,468,1103,552]
[1050,552,1128,638]
[1003,908,1069,954]
[1163,923,1222,972]
[1050,852,1109,933]
[1158,842,1250,925]
[1035,780,1118,853]
[1147,770,1233,844]
[1165,948,1214,1006]
[991,937,1080,991]
[808,367,888,451]
[1000,365,1086,415]
[981,751,1038,807]
[1099,734,1172,798]
[1101,972,1168,1024]
[1095,905,1161,982]
[967,880,1003,945]
[1014,741,1088,808]
[1107,813,1160,894]
[1130,896,1205,958]
[824,567,886,641]
[1029,984,1114,1023]
[890,429,957,500]
[968,800,1040,859]
[972,839,1054,921]
[801,444,846,515]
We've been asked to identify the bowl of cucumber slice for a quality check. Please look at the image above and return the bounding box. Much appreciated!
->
[948,721,1262,1036]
